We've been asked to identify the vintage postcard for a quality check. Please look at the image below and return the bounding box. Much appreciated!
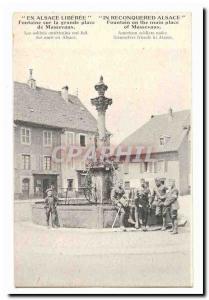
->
[13,11,195,289]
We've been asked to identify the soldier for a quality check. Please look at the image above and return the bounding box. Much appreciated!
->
[127,179,146,229]
[127,188,137,227]
[145,181,152,204]
[151,177,168,230]
[137,179,150,231]
[44,188,59,228]
[111,181,129,231]
[164,179,180,234]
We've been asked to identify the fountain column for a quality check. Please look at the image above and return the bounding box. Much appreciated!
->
[88,76,113,204]
[91,76,112,146]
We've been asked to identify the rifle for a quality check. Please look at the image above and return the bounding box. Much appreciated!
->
[112,206,121,228]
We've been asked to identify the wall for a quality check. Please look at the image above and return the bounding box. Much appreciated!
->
[118,151,180,191]
[178,131,190,195]
[14,123,62,199]
[60,130,96,190]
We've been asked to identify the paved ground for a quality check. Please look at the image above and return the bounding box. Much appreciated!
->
[14,195,192,288]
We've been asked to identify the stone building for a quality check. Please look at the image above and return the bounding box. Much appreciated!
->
[14,71,97,199]
[117,109,191,195]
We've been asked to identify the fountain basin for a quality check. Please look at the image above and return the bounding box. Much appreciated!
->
[32,203,121,228]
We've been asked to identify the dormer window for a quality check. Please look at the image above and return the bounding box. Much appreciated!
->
[160,135,171,145]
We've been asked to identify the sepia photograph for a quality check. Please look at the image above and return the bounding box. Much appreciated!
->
[12,10,198,290]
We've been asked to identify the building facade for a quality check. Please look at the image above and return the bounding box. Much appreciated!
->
[14,72,97,199]
[117,109,191,195]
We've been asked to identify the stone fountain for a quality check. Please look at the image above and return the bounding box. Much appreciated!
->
[32,76,120,228]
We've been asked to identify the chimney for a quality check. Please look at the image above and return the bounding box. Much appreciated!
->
[61,86,69,102]
[168,107,173,120]
[27,69,36,89]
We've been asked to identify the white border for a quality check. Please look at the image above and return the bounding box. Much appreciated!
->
[0,0,204,296]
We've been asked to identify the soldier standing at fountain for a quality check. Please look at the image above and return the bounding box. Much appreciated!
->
[44,188,59,228]
[135,179,150,231]
[151,178,168,230]
[111,182,129,231]
[164,179,180,234]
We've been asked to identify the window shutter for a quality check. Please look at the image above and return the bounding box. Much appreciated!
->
[15,154,22,169]
[149,162,153,173]
[75,133,79,145]
[20,154,24,170]
[154,161,157,173]
[139,162,144,173]
[31,155,36,170]
[39,155,43,170]
[164,160,168,173]
[52,159,58,171]
[85,135,89,146]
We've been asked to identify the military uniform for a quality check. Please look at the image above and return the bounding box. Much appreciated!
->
[151,178,168,230]
[152,182,168,216]
[136,186,150,230]
[164,183,179,234]
[45,192,59,227]
[127,188,139,227]
[111,185,129,229]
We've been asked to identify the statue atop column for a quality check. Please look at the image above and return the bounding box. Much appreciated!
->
[91,76,112,146]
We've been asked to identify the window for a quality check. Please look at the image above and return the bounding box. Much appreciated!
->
[80,134,86,147]
[67,179,73,191]
[139,162,150,173]
[154,161,158,173]
[43,131,52,146]
[157,160,165,173]
[66,132,74,145]
[22,154,31,170]
[80,174,86,187]
[43,156,52,170]
[144,162,148,173]
[139,162,144,173]
[21,127,31,145]
[160,135,171,145]
[123,163,129,174]
[148,162,153,173]
[160,137,164,145]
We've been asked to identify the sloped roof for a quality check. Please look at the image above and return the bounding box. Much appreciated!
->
[119,110,190,153]
[14,81,97,132]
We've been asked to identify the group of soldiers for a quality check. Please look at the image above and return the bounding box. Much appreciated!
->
[111,177,180,234]
[44,177,179,234]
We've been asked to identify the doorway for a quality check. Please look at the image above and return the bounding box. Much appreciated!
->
[22,178,30,199]
[33,175,58,198]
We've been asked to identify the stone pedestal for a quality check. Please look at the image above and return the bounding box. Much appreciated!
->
[90,165,113,204]
[89,76,114,205]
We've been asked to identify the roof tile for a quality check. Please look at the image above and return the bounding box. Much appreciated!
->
[14,81,97,132]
